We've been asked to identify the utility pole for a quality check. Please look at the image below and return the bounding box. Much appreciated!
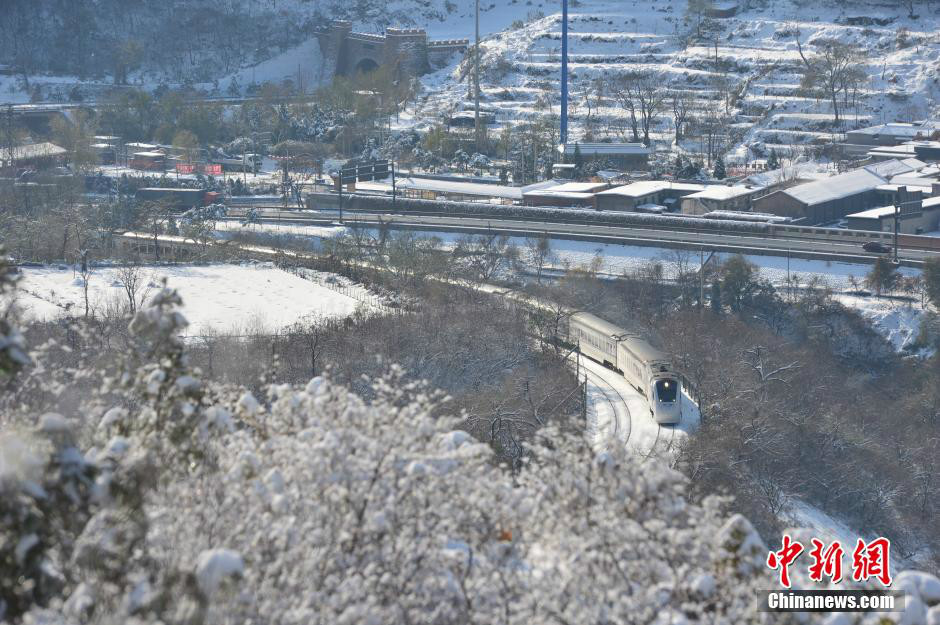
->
[474,0,482,150]
[699,247,705,310]
[2,105,15,172]
[391,162,397,212]
[894,201,900,265]
[560,0,569,145]
[338,173,343,224]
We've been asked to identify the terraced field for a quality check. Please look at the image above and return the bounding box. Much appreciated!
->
[412,0,940,164]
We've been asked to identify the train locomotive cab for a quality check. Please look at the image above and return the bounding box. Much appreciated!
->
[651,376,681,425]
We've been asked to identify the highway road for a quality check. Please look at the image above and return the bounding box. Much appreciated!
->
[228,207,940,266]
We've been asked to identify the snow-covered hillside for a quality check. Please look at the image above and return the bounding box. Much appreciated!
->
[410,0,940,162]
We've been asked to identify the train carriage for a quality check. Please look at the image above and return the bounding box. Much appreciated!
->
[617,337,681,424]
[568,311,682,425]
[567,312,625,371]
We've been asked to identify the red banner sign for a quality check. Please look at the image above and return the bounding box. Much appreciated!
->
[176,163,195,174]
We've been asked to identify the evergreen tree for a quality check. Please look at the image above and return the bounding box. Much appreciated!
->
[674,155,686,177]
[710,280,722,314]
[865,257,900,297]
[573,143,583,169]
[713,156,726,180]
[720,254,758,312]
[923,257,940,308]
[766,148,779,170]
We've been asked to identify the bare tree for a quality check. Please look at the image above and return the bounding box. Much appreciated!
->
[525,234,555,284]
[79,250,92,319]
[795,34,867,128]
[116,258,151,315]
[695,99,728,167]
[671,90,694,144]
[612,72,666,146]
[455,234,514,284]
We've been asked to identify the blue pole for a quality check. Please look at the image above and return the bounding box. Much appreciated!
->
[561,0,569,145]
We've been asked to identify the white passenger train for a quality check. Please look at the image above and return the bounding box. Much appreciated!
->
[568,312,682,424]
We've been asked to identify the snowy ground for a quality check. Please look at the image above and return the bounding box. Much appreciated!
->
[12,262,372,336]
[783,499,917,570]
[218,38,327,94]
[835,293,932,354]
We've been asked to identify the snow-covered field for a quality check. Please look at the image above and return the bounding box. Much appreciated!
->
[13,263,371,335]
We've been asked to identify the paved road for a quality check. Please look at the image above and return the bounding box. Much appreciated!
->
[230,207,940,266]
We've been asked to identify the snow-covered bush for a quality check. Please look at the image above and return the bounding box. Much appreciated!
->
[0,249,29,376]
[3,264,940,625]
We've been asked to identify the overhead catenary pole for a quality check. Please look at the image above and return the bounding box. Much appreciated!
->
[699,246,705,310]
[560,0,569,145]
[894,201,900,264]
[391,162,397,212]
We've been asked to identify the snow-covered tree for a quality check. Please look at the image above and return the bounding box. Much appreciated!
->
[240,206,261,229]
[3,272,940,625]
[713,155,726,180]
[766,148,780,170]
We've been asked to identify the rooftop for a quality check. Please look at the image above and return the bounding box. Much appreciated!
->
[863,158,925,178]
[868,145,918,158]
[848,195,940,219]
[557,142,650,156]
[682,185,760,200]
[358,176,528,200]
[597,180,706,197]
[5,142,68,162]
[876,183,935,194]
[535,181,609,193]
[846,205,899,219]
[525,191,597,200]
[745,162,832,187]
[782,168,887,206]
[849,121,940,138]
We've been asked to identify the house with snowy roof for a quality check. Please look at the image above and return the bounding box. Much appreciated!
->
[557,142,650,171]
[752,168,888,224]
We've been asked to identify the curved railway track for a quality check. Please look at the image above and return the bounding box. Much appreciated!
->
[581,362,682,461]
[641,418,678,463]
[581,367,630,448]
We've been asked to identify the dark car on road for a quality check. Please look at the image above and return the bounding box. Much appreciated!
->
[863,241,892,254]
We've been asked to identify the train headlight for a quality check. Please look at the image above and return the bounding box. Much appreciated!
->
[663,382,670,388]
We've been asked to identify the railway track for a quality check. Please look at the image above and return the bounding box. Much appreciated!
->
[641,419,678,463]
[579,360,681,461]
[581,366,631,448]
[224,208,939,265]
